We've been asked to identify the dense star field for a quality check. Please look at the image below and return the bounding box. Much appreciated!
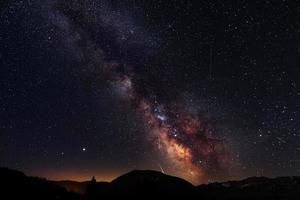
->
[0,0,299,184]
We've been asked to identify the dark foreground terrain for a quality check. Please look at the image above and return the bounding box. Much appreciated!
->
[1,167,299,199]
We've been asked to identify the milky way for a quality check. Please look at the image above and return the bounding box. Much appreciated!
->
[2,0,299,185]
[109,70,231,183]
[45,0,233,183]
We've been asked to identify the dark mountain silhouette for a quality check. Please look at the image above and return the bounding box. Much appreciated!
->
[197,176,300,199]
[109,170,195,196]
[0,167,81,200]
[1,167,300,199]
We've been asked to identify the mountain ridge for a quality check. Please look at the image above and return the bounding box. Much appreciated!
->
[1,167,299,199]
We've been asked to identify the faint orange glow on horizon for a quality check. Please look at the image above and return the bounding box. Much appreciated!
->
[31,168,120,182]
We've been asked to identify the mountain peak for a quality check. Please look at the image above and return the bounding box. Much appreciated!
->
[110,169,195,196]
[114,169,165,179]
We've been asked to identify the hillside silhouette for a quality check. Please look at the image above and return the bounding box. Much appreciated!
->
[0,167,80,200]
[1,167,299,199]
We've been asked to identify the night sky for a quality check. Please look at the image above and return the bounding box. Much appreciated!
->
[0,0,299,184]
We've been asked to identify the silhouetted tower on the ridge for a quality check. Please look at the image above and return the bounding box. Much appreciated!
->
[85,176,97,200]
